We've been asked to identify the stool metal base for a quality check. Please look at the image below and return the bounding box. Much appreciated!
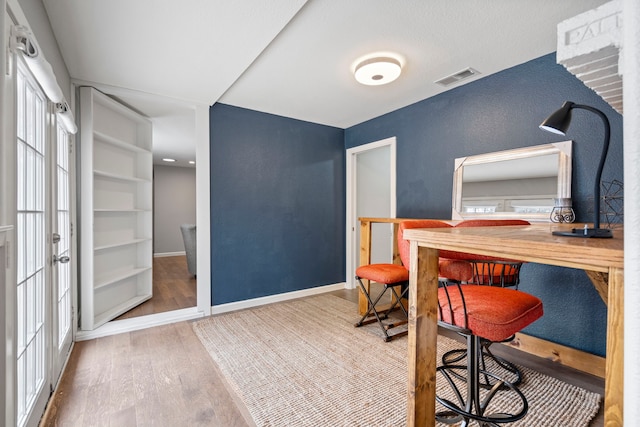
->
[436,335,528,426]
[441,337,523,388]
[354,277,408,342]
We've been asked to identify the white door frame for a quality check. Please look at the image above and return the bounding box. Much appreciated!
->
[194,104,211,315]
[345,137,397,289]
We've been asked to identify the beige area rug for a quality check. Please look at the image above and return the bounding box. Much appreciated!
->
[192,294,600,426]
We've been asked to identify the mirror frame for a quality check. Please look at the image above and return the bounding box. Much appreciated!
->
[452,141,572,222]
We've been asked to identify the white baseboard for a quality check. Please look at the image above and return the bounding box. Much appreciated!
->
[75,307,204,341]
[154,251,186,258]
[211,282,347,315]
[75,283,347,340]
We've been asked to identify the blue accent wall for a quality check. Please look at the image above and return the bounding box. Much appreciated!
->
[210,104,346,305]
[209,53,622,356]
[345,53,623,356]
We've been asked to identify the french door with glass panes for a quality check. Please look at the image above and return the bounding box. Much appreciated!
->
[15,59,73,427]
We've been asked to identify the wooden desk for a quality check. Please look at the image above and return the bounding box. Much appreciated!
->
[403,223,624,427]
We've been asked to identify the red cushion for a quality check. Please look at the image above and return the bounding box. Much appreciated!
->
[397,220,453,268]
[438,285,543,342]
[438,259,473,282]
[356,264,409,284]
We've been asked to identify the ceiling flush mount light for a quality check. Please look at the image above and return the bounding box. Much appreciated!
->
[354,56,402,86]
[162,158,176,163]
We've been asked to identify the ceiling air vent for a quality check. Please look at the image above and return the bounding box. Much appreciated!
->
[435,67,480,86]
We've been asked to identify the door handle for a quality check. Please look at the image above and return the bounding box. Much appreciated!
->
[53,254,70,264]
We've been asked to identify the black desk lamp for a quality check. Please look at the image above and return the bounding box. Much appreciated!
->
[539,101,613,238]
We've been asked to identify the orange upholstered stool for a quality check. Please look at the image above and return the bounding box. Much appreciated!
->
[355,219,454,342]
[441,219,531,387]
[435,277,543,424]
[354,264,409,342]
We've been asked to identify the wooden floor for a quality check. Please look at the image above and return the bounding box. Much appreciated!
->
[115,255,197,320]
[40,287,604,427]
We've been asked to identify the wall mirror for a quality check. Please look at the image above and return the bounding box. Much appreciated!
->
[452,141,572,222]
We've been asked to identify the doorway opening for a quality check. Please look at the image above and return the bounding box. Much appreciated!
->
[345,137,397,289]
[116,162,197,320]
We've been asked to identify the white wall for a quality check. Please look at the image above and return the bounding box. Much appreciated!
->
[153,164,196,255]
[624,0,640,421]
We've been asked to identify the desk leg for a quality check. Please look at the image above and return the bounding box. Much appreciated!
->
[407,243,439,427]
[358,220,372,315]
[604,267,624,427]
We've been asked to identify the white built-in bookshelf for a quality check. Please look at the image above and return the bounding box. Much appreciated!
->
[79,87,153,330]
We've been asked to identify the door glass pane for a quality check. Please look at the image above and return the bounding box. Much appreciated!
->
[16,63,47,427]
[56,124,72,347]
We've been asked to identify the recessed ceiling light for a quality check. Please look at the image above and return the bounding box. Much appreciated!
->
[189,160,195,165]
[162,158,176,162]
[354,56,402,86]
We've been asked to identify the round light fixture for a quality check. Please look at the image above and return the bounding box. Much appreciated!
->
[354,57,402,86]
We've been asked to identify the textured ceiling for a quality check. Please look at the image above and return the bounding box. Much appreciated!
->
[42,0,608,164]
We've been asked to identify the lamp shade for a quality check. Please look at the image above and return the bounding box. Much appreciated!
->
[539,101,574,135]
